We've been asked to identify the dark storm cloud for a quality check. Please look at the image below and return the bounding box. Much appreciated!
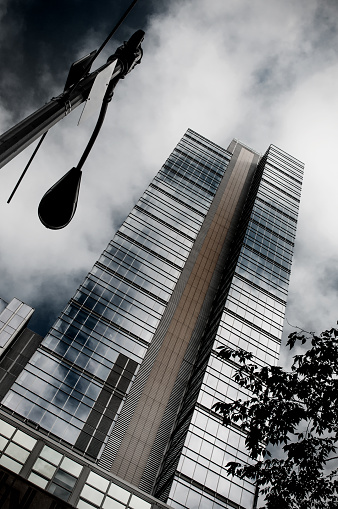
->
[0,0,155,122]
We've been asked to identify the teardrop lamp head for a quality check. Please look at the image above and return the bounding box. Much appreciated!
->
[38,167,82,230]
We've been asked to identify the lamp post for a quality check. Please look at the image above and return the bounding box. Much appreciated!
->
[0,29,144,169]
[0,29,145,229]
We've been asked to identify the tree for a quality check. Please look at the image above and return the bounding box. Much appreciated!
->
[213,328,338,509]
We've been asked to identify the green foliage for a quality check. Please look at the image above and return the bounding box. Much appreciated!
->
[213,329,338,508]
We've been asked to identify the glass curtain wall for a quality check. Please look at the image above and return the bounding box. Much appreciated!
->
[1,130,231,462]
[165,146,303,509]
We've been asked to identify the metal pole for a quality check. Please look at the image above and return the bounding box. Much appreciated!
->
[0,28,144,171]
[0,60,122,169]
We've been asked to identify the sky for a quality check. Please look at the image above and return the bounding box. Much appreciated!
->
[1,0,338,369]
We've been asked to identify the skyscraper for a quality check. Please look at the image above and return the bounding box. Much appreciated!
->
[0,129,303,509]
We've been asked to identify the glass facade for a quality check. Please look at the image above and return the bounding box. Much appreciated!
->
[0,413,169,508]
[0,131,303,509]
[0,297,34,355]
[1,130,231,461]
[164,145,303,509]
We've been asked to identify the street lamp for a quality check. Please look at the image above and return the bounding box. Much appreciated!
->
[38,29,144,229]
[0,27,144,229]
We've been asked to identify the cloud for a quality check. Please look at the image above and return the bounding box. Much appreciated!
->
[1,0,338,349]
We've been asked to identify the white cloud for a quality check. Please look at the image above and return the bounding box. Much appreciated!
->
[1,0,338,346]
